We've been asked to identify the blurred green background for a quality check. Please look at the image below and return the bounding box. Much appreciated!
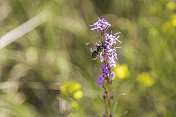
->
[0,0,176,117]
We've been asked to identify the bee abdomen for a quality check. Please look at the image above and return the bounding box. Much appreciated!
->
[91,51,98,60]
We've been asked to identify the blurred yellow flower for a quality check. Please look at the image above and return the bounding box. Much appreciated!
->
[114,64,130,80]
[60,81,81,96]
[170,14,176,27]
[60,81,83,109]
[73,90,83,100]
[71,101,78,108]
[68,82,81,94]
[166,2,175,10]
[60,82,69,96]
[136,72,155,87]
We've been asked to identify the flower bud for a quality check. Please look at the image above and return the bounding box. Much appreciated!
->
[109,114,113,117]
[103,92,107,100]
[110,93,114,99]
[109,78,112,85]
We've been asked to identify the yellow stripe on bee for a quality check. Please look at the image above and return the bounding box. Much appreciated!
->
[91,57,98,60]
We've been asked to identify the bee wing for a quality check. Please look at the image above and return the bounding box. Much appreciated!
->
[85,42,94,47]
[85,42,97,52]
[99,52,104,62]
[85,42,90,46]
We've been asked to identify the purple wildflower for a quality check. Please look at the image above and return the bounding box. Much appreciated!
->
[107,48,118,67]
[104,32,121,49]
[110,72,115,79]
[100,63,109,78]
[90,18,122,117]
[96,41,103,46]
[104,32,121,68]
[90,18,121,86]
[97,76,104,87]
[90,18,111,32]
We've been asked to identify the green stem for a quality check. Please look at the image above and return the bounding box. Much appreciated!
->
[104,78,111,117]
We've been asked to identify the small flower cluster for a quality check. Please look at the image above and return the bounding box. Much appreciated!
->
[60,81,83,108]
[90,18,121,87]
[90,17,111,32]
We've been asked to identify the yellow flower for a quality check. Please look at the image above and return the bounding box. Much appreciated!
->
[60,82,69,96]
[136,72,155,87]
[68,81,81,94]
[60,81,81,96]
[114,64,130,80]
[73,90,83,100]
[71,101,78,108]
[170,14,176,27]
[166,2,175,10]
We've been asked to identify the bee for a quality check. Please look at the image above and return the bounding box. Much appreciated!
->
[85,42,106,61]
